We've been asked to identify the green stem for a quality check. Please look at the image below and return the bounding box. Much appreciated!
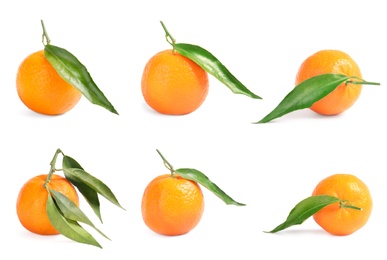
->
[160,21,176,49]
[41,20,51,46]
[346,76,380,86]
[44,148,64,188]
[156,149,176,177]
[340,200,362,211]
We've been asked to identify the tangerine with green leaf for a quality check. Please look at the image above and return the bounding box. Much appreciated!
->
[295,50,364,115]
[265,173,372,236]
[312,173,373,236]
[257,50,379,123]
[141,21,261,115]
[16,20,118,116]
[141,150,245,236]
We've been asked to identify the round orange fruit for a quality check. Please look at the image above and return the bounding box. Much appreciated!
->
[312,173,372,236]
[16,50,82,115]
[16,174,79,235]
[295,50,362,115]
[141,49,209,115]
[141,173,205,236]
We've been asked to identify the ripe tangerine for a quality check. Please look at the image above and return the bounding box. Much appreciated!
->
[312,173,372,236]
[295,50,362,115]
[141,173,205,236]
[16,174,79,235]
[141,49,209,115]
[16,50,82,115]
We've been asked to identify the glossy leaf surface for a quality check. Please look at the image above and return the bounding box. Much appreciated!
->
[257,74,350,123]
[63,167,125,210]
[265,195,340,233]
[50,189,109,240]
[62,155,102,222]
[176,168,245,206]
[46,193,102,248]
[174,43,261,99]
[44,44,118,114]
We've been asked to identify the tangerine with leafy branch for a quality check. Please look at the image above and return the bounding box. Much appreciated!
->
[141,149,245,236]
[16,148,125,248]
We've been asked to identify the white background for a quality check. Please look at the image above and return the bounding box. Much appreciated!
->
[1,0,386,259]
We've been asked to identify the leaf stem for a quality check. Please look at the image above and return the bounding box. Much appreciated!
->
[44,148,64,188]
[346,77,380,86]
[41,20,51,46]
[156,149,176,177]
[160,21,176,49]
[340,200,362,211]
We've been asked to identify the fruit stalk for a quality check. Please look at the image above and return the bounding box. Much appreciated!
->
[346,77,380,86]
[44,148,63,187]
[156,149,175,177]
[41,20,51,45]
[160,21,176,48]
[340,200,362,211]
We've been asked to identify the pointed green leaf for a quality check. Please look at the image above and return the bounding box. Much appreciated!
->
[62,155,83,169]
[44,44,118,115]
[265,195,340,233]
[174,43,261,99]
[63,167,125,210]
[175,168,245,206]
[256,73,351,123]
[63,156,102,222]
[50,189,110,240]
[46,193,102,248]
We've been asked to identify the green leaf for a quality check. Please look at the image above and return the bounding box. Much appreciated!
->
[44,44,118,115]
[50,189,110,240]
[62,156,102,222]
[174,43,261,99]
[265,195,340,233]
[63,167,125,210]
[46,193,102,248]
[62,155,83,169]
[175,168,245,206]
[256,73,350,123]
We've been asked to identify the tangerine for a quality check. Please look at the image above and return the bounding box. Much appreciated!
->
[16,50,82,115]
[141,173,205,236]
[312,173,372,236]
[16,174,79,235]
[141,49,209,115]
[295,50,362,115]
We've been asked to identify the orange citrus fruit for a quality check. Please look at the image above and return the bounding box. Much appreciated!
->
[16,50,82,115]
[141,173,205,236]
[295,50,362,115]
[16,174,79,235]
[312,173,372,236]
[141,49,209,115]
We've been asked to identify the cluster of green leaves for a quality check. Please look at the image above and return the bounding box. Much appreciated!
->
[41,20,118,115]
[156,149,245,206]
[45,149,125,248]
[160,21,261,100]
